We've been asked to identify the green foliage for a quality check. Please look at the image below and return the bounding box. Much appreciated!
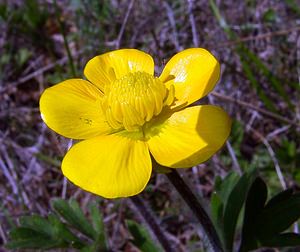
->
[239,177,268,250]
[6,199,107,251]
[8,227,62,249]
[262,9,278,23]
[211,168,257,251]
[126,220,164,252]
[222,170,257,251]
[6,198,164,251]
[52,198,96,239]
[211,171,300,251]
[86,202,107,251]
[6,214,84,250]
[240,178,300,251]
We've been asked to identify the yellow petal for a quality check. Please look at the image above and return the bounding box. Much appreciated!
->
[40,79,112,139]
[146,105,231,168]
[62,133,152,198]
[84,49,154,91]
[160,48,220,106]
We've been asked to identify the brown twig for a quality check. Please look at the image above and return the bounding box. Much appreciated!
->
[215,26,300,48]
[211,91,299,126]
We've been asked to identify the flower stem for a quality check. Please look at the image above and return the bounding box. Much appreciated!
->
[130,196,173,252]
[165,169,224,252]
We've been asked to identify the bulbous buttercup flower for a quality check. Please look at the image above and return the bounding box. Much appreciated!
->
[40,48,231,198]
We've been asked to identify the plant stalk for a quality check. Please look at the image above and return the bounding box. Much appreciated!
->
[166,169,224,252]
[130,196,173,252]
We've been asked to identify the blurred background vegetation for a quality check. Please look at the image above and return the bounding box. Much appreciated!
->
[0,0,299,251]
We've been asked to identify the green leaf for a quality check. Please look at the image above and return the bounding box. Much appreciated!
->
[265,188,294,209]
[223,168,257,251]
[88,202,104,236]
[6,227,64,249]
[257,193,300,239]
[88,202,107,250]
[210,193,224,242]
[262,233,300,247]
[216,171,240,205]
[239,177,268,252]
[19,215,54,237]
[5,212,87,250]
[126,220,163,252]
[52,198,96,239]
[47,213,85,249]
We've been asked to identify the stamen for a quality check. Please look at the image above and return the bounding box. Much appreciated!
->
[164,84,175,106]
[102,71,174,131]
[106,108,122,129]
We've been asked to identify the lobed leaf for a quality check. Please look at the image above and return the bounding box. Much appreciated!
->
[88,202,107,250]
[126,220,163,252]
[19,214,54,237]
[52,198,96,239]
[6,227,65,250]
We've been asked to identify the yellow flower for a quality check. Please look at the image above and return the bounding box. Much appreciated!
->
[39,48,231,198]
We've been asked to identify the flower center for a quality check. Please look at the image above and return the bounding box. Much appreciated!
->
[102,71,174,132]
